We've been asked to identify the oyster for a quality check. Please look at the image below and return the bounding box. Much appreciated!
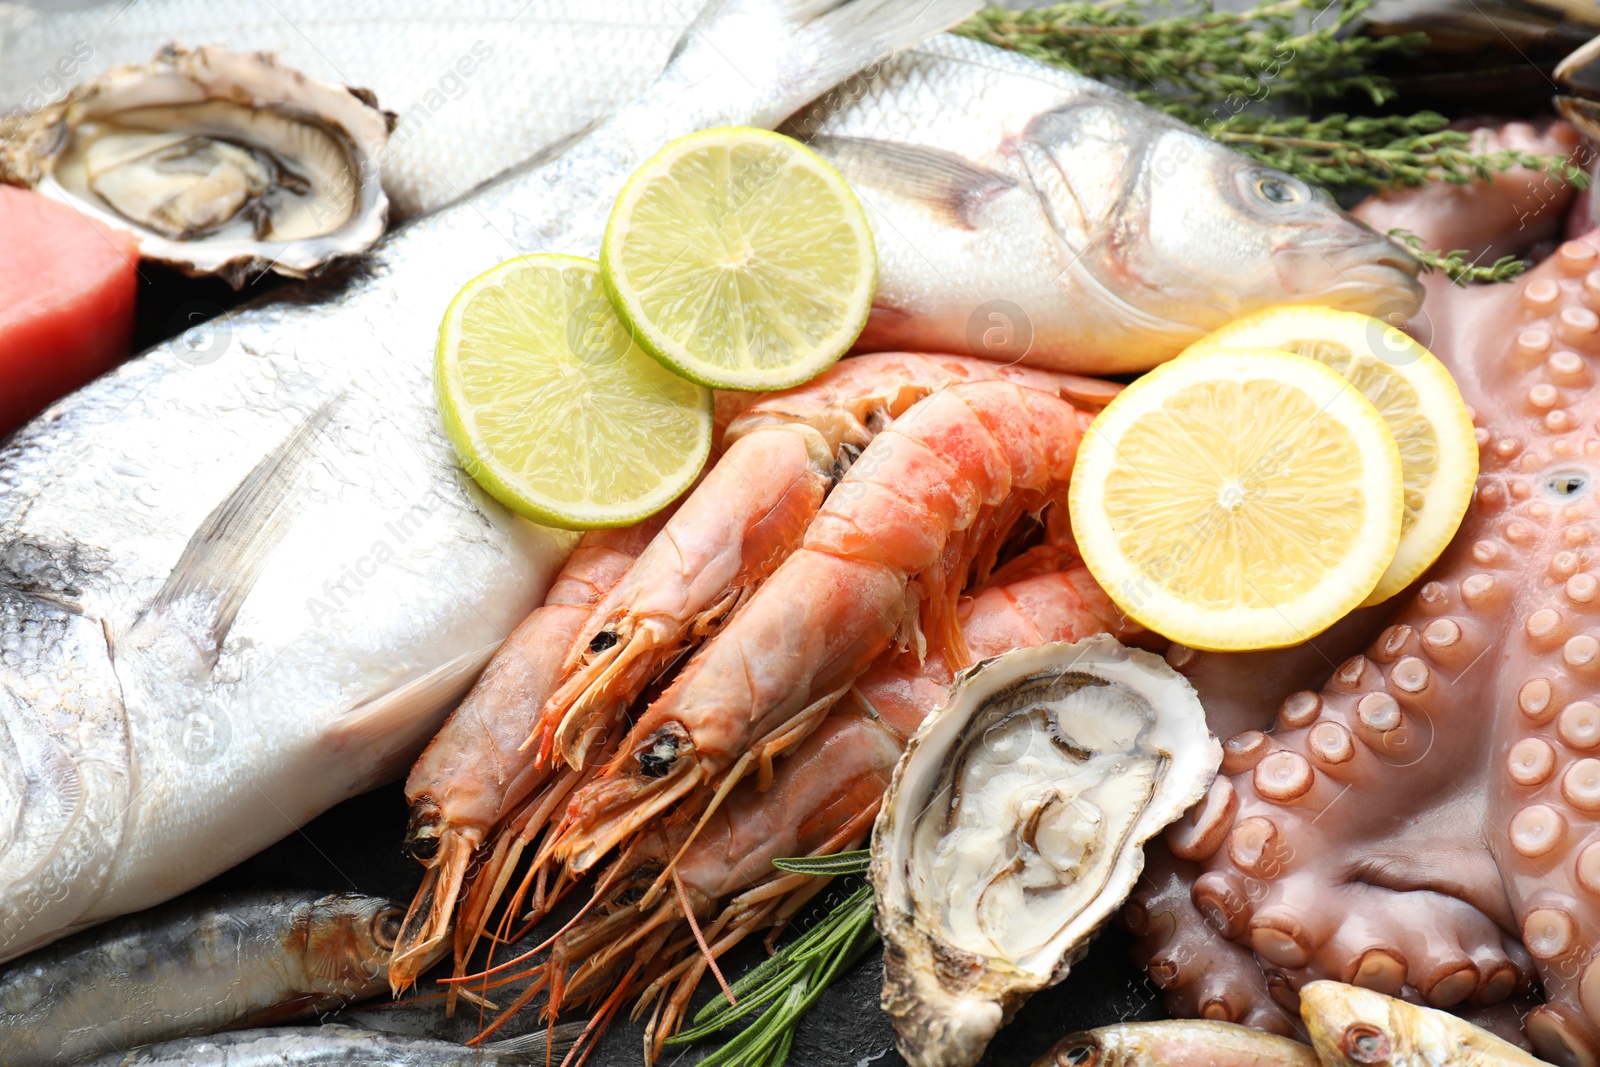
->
[0,44,392,285]
[871,636,1219,1067]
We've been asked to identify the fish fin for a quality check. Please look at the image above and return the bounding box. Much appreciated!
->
[483,1021,590,1064]
[325,641,500,785]
[135,399,339,665]
[809,136,1015,229]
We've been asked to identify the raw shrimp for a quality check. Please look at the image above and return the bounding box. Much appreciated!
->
[466,562,1139,1064]
[550,379,1094,875]
[534,353,1118,770]
[390,515,668,992]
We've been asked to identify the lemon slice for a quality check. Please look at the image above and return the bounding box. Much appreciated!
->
[435,254,711,529]
[601,127,876,391]
[1185,305,1477,605]
[1069,348,1404,651]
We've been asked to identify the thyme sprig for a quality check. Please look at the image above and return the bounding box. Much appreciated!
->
[1389,228,1530,285]
[958,0,1585,195]
[664,853,877,1067]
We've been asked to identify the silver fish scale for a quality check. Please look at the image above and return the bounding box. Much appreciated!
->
[0,0,696,218]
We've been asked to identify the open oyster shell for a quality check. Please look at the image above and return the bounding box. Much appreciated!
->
[871,636,1219,1067]
[0,44,393,286]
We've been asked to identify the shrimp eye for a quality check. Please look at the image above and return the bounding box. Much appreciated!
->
[372,908,404,950]
[588,630,619,654]
[1054,1038,1099,1066]
[1256,177,1299,204]
[1342,1022,1391,1064]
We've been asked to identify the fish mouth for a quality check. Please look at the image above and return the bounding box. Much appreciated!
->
[1284,235,1425,323]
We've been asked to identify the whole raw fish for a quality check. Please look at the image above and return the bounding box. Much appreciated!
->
[0,890,401,1065]
[1034,1021,1319,1067]
[1299,981,1546,1066]
[0,0,971,964]
[0,3,1420,372]
[80,1023,583,1066]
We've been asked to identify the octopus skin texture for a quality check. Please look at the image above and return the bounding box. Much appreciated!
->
[1129,122,1600,1067]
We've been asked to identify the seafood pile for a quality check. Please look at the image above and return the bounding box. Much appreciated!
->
[8,0,1600,1064]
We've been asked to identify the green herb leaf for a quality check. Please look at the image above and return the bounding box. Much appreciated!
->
[1387,229,1529,286]
[770,850,871,876]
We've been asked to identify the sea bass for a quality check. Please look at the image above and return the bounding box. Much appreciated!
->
[0,890,401,1065]
[0,0,973,964]
[0,3,1421,372]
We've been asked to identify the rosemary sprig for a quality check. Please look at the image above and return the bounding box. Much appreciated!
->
[665,859,879,1067]
[770,850,871,877]
[1388,228,1529,285]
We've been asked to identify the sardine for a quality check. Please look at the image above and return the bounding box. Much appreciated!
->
[1299,980,1547,1066]
[0,890,401,1065]
[1,2,1420,372]
[1034,1021,1319,1067]
[80,1022,583,1066]
[0,0,973,964]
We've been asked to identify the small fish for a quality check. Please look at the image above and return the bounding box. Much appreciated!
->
[1034,1020,1319,1067]
[0,890,403,1065]
[79,1022,584,1066]
[1299,980,1546,1066]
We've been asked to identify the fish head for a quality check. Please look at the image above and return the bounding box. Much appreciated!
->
[1299,980,1410,1066]
[303,892,407,995]
[1022,103,1423,351]
[1030,1029,1125,1067]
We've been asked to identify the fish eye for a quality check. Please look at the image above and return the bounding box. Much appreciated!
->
[1256,176,1301,205]
[1055,1038,1099,1066]
[372,908,404,951]
[1342,1022,1391,1064]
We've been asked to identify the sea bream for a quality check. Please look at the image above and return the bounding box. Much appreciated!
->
[0,2,1422,372]
[0,0,976,963]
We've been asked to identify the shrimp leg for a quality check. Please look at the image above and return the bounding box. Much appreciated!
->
[536,354,1116,770]
[389,515,667,992]
[551,381,1092,874]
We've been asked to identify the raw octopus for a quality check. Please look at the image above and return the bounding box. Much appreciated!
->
[1128,121,1600,1067]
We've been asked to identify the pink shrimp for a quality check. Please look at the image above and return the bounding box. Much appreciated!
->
[533,353,1118,771]
[463,560,1142,1064]
[549,380,1094,876]
[388,516,667,992]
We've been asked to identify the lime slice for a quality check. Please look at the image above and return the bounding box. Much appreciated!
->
[435,254,711,529]
[1069,348,1404,651]
[1184,305,1477,605]
[601,127,876,391]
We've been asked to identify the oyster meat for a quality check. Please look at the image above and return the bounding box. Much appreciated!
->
[871,635,1219,1067]
[0,44,392,284]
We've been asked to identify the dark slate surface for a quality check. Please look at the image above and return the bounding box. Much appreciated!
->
[197,780,1166,1066]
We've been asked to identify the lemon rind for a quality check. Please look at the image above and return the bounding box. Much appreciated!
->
[1069,347,1405,652]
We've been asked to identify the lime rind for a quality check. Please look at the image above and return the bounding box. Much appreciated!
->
[1069,347,1405,652]
[436,253,712,530]
[601,126,877,392]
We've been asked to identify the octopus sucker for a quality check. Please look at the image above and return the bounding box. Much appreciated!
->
[1131,120,1600,1064]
